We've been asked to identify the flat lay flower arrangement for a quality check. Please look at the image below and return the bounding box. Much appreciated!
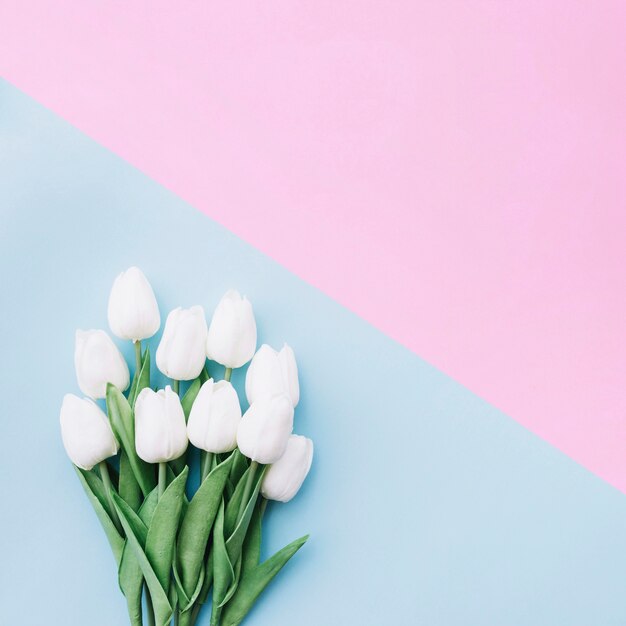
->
[60,267,314,626]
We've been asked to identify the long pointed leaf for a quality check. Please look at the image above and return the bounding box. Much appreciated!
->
[106,384,155,496]
[224,463,260,538]
[169,456,187,477]
[218,468,265,608]
[225,467,265,564]
[128,346,151,407]
[180,378,202,421]
[119,450,142,512]
[74,467,124,565]
[118,489,159,626]
[221,535,309,626]
[212,500,234,608]
[173,558,205,613]
[112,492,173,626]
[196,550,214,608]
[228,450,249,494]
[219,558,242,608]
[177,453,233,599]
[146,466,189,590]
[172,554,191,610]
[242,499,267,577]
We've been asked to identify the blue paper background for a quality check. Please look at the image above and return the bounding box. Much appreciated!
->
[2,79,626,625]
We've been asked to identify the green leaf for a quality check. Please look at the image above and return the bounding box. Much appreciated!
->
[180,378,202,421]
[106,383,155,497]
[173,557,205,613]
[199,365,210,384]
[146,466,189,591]
[221,535,309,626]
[172,558,191,610]
[219,469,265,607]
[74,466,124,565]
[118,489,159,626]
[212,500,235,609]
[119,451,142,512]
[128,347,151,408]
[168,578,179,616]
[185,568,206,610]
[107,463,120,489]
[220,558,243,608]
[169,456,187,477]
[196,550,214,608]
[224,478,235,501]
[242,500,267,577]
[112,492,173,626]
[140,489,159,526]
[176,453,233,601]
[229,450,249,489]
[225,466,265,560]
[224,465,250,538]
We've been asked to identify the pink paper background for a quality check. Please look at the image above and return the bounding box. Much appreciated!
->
[1,2,625,488]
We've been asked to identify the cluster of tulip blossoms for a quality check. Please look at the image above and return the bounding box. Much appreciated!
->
[60,267,314,626]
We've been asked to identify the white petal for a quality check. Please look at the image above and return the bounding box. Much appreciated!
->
[237,394,293,464]
[60,394,118,469]
[135,386,188,462]
[157,306,208,380]
[75,329,130,399]
[108,266,160,341]
[261,435,313,502]
[206,291,257,368]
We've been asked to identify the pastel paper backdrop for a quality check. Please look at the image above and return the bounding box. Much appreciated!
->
[0,0,625,491]
[2,80,626,626]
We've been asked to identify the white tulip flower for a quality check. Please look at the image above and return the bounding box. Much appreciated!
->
[206,290,257,369]
[135,386,188,463]
[246,343,300,407]
[261,435,314,502]
[75,329,130,399]
[60,394,119,470]
[156,306,208,381]
[187,379,242,453]
[107,266,160,342]
[237,393,294,464]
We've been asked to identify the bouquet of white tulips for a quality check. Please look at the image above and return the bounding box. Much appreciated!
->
[60,267,314,626]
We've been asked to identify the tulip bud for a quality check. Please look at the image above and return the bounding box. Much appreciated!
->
[245,344,300,407]
[60,394,119,470]
[261,435,314,502]
[206,290,257,369]
[135,386,188,463]
[237,394,294,464]
[75,329,130,399]
[107,266,160,342]
[187,379,242,453]
[156,306,208,381]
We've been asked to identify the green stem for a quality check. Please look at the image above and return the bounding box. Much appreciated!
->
[172,379,180,394]
[99,461,123,535]
[224,367,232,382]
[145,586,156,626]
[210,604,222,626]
[158,462,167,500]
[200,451,214,482]
[178,608,193,626]
[190,604,201,626]
[134,340,142,373]
[259,496,269,518]
[237,461,258,524]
